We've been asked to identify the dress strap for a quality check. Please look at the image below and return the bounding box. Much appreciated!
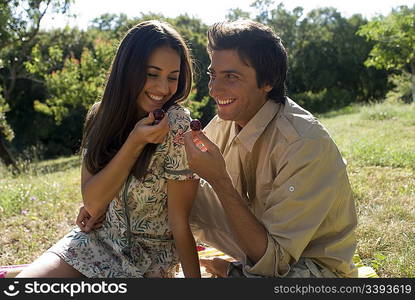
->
[122,174,133,258]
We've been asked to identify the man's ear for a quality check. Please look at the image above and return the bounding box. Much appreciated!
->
[264,85,272,93]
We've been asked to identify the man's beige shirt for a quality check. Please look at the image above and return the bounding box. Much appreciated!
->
[204,98,358,277]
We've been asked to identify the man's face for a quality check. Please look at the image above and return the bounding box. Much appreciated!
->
[207,49,271,127]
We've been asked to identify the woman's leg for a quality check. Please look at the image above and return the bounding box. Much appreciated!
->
[16,252,84,278]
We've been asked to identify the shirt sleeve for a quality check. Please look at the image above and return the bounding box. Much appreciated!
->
[244,136,350,277]
[163,105,199,181]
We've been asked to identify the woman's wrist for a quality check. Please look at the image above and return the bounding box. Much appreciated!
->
[124,135,146,158]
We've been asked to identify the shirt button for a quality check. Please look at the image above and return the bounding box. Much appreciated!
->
[288,186,295,192]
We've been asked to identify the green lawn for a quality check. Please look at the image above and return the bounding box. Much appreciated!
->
[318,102,415,277]
[1,101,414,277]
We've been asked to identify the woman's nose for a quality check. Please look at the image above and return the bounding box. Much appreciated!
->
[156,78,169,94]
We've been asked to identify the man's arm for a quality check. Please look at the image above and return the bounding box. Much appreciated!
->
[183,131,267,264]
[246,136,356,277]
[185,127,357,277]
[210,176,268,263]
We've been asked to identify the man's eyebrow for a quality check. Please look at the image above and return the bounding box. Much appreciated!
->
[148,65,180,73]
[207,67,242,75]
[221,70,241,75]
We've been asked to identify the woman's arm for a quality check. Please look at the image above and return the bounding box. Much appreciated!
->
[167,179,201,278]
[81,141,143,218]
[82,113,169,218]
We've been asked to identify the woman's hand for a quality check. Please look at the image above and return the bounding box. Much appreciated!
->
[128,111,170,148]
[76,206,105,232]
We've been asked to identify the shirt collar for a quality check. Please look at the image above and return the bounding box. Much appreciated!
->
[229,100,282,152]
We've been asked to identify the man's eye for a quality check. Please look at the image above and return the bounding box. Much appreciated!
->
[147,73,157,77]
[168,77,178,81]
[226,74,237,79]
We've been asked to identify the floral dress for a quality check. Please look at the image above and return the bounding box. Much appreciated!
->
[47,105,198,278]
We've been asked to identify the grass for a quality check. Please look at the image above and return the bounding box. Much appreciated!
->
[319,101,415,277]
[320,102,415,170]
[1,101,415,277]
[0,156,83,265]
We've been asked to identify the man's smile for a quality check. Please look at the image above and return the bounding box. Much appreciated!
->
[216,97,236,106]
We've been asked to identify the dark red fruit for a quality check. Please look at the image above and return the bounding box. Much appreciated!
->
[196,245,206,251]
[190,119,201,131]
[153,109,165,124]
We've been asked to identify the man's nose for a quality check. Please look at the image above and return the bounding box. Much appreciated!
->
[208,78,224,98]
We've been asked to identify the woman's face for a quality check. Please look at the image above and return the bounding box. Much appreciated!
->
[137,46,181,115]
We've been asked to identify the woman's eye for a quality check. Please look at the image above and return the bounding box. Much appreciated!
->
[168,77,178,81]
[147,73,158,77]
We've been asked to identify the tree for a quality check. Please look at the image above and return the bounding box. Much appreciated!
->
[0,86,17,168]
[358,5,415,102]
[171,15,214,125]
[26,40,114,124]
[0,0,72,169]
[226,8,251,21]
[238,2,388,112]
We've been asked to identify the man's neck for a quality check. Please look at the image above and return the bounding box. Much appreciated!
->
[235,123,243,133]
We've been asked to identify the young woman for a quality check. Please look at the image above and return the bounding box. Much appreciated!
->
[17,20,201,278]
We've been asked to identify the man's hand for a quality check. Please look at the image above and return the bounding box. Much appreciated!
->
[200,258,231,278]
[76,206,105,232]
[183,130,229,185]
[185,130,268,264]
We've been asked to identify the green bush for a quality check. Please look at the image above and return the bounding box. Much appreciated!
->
[293,88,355,113]
[385,72,413,104]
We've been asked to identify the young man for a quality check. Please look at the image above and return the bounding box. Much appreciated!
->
[183,20,357,278]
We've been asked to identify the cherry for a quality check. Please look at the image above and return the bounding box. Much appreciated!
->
[190,119,207,152]
[196,245,206,251]
[153,109,165,124]
[190,119,201,131]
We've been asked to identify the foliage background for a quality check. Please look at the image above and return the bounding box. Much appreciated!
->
[0,0,414,278]
[1,1,413,165]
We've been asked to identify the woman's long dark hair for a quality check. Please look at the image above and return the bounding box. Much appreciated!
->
[81,20,193,179]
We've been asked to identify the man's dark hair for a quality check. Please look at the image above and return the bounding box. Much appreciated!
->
[207,20,287,103]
